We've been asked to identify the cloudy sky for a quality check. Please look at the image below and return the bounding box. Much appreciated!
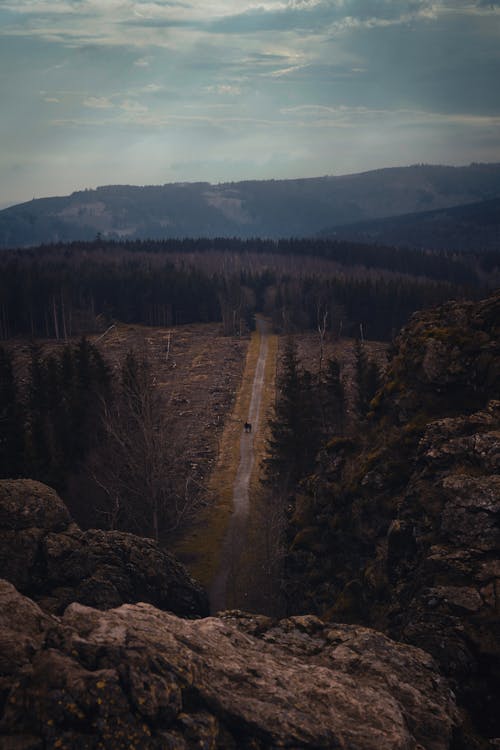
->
[1,0,499,206]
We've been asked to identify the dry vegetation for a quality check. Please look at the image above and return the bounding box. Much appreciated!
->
[173,323,273,586]
[91,322,248,498]
[7,322,249,533]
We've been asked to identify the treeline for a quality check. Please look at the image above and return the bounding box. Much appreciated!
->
[265,275,458,341]
[0,240,480,341]
[0,256,221,339]
[265,337,380,494]
[9,235,489,284]
[0,339,110,488]
[0,341,196,541]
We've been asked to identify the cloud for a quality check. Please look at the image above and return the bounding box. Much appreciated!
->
[205,83,242,95]
[1,0,500,207]
[84,96,114,109]
[119,99,149,113]
[267,63,308,77]
[141,83,163,92]
[279,103,500,130]
[82,88,157,115]
[207,1,439,35]
[0,0,440,46]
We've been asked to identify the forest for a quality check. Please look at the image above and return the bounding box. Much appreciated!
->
[0,236,495,342]
[1,234,499,748]
[0,234,497,545]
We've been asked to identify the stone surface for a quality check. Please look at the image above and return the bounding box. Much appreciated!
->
[0,580,459,750]
[385,403,500,739]
[0,479,208,618]
[284,292,500,743]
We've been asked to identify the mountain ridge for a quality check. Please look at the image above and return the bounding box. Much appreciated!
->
[1,162,500,248]
[320,195,500,252]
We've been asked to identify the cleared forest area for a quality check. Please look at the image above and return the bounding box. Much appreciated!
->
[2,323,249,539]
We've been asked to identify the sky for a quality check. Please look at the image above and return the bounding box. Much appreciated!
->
[1,0,500,207]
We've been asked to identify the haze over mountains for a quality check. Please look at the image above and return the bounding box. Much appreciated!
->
[1,163,500,250]
[321,195,500,253]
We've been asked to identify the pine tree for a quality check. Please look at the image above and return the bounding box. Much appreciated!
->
[0,346,24,477]
[265,337,322,491]
[25,344,50,479]
[355,340,381,419]
[322,356,345,436]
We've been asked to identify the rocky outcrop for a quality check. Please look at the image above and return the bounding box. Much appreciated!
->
[0,579,459,749]
[377,291,499,425]
[385,402,500,740]
[0,479,208,617]
[284,291,500,743]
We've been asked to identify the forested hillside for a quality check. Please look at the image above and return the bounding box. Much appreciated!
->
[321,196,500,252]
[1,163,500,247]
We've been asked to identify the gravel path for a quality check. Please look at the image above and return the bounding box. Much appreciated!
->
[209,319,269,613]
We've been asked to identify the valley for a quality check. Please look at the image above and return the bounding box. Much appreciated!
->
[0,232,498,749]
[2,0,500,741]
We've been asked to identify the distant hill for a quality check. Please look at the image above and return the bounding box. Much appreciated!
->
[320,196,500,252]
[1,163,500,248]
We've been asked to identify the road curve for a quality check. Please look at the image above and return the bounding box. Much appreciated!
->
[209,318,269,613]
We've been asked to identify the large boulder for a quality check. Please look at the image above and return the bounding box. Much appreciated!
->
[0,580,459,749]
[0,479,208,617]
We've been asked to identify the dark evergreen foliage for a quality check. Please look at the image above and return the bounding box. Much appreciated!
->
[0,237,484,342]
[355,340,382,418]
[265,338,323,491]
[321,357,345,436]
[0,346,24,477]
[2,340,111,492]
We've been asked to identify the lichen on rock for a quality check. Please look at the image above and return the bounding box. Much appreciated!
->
[0,479,209,618]
[0,580,459,749]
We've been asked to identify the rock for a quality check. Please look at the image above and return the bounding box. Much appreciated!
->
[0,480,208,618]
[386,403,500,739]
[283,292,500,744]
[379,292,500,424]
[0,580,460,750]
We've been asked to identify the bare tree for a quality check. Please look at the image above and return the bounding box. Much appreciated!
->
[90,350,197,541]
[316,299,328,379]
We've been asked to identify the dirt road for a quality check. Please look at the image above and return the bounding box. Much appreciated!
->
[209,318,269,613]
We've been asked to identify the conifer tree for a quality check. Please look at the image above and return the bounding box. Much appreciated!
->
[322,356,345,436]
[266,337,322,491]
[25,344,50,479]
[0,346,24,477]
[355,340,381,419]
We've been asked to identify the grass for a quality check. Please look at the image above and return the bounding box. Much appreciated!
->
[173,324,271,588]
